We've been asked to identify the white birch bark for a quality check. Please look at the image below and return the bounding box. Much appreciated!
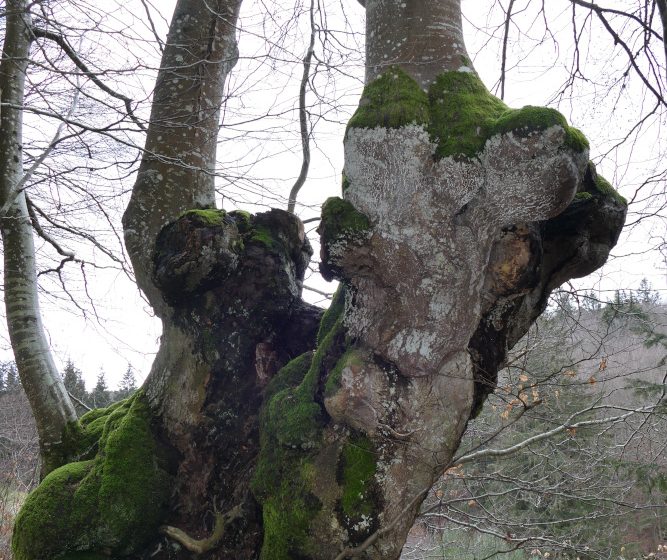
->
[0,0,77,474]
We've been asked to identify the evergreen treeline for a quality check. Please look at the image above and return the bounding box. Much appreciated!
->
[0,360,138,414]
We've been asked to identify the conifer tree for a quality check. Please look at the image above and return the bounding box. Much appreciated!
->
[90,370,111,408]
[61,360,89,413]
[116,364,137,400]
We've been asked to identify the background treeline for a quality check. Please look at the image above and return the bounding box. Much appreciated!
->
[403,280,667,560]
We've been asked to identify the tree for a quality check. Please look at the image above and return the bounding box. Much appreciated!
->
[116,364,137,400]
[0,0,77,475]
[89,370,111,409]
[2,361,20,393]
[5,2,632,560]
[60,359,88,414]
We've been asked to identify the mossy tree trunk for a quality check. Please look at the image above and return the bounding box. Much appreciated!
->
[11,1,626,559]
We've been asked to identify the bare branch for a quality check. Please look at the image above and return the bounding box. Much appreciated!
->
[30,27,147,131]
[287,0,317,214]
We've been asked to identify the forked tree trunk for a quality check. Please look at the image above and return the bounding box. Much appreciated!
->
[11,1,626,559]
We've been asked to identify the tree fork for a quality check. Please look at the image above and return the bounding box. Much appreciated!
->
[10,1,627,559]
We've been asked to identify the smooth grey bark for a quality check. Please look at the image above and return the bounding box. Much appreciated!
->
[123,0,242,313]
[122,0,245,438]
[0,0,77,474]
[365,0,469,87]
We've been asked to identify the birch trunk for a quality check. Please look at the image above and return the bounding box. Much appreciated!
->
[0,0,77,476]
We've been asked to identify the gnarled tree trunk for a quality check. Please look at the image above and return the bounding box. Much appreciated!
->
[11,1,626,559]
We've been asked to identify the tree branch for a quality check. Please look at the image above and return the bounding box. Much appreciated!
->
[30,27,147,131]
[287,0,316,214]
[455,403,657,465]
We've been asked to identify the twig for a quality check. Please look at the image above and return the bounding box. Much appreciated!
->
[30,27,147,131]
[500,0,516,100]
[68,391,92,412]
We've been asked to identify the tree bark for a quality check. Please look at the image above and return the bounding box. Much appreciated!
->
[0,0,77,476]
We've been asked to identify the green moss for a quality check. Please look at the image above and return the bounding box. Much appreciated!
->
[348,68,591,160]
[320,197,371,254]
[253,287,350,558]
[12,392,172,560]
[342,172,351,193]
[324,347,363,398]
[259,461,322,560]
[593,174,627,205]
[339,436,377,519]
[180,208,227,226]
[228,209,252,232]
[317,286,345,345]
[565,126,590,152]
[493,106,589,152]
[265,352,314,402]
[428,71,507,159]
[347,67,429,131]
[249,224,278,249]
[574,191,593,201]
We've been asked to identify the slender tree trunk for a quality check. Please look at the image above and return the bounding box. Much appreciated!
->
[123,0,243,312]
[0,0,77,476]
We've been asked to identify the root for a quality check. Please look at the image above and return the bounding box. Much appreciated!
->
[160,504,242,554]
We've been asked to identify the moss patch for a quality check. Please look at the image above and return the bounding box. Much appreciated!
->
[253,288,349,559]
[319,199,372,281]
[339,436,377,518]
[348,67,590,160]
[427,71,508,159]
[324,347,363,398]
[336,435,380,544]
[321,198,371,240]
[12,392,172,560]
[180,208,227,226]
[592,174,627,205]
[492,105,589,153]
[347,67,429,131]
[317,285,345,346]
[248,224,278,250]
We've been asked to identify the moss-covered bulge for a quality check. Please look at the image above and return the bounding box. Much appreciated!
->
[12,392,172,560]
[347,67,590,159]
